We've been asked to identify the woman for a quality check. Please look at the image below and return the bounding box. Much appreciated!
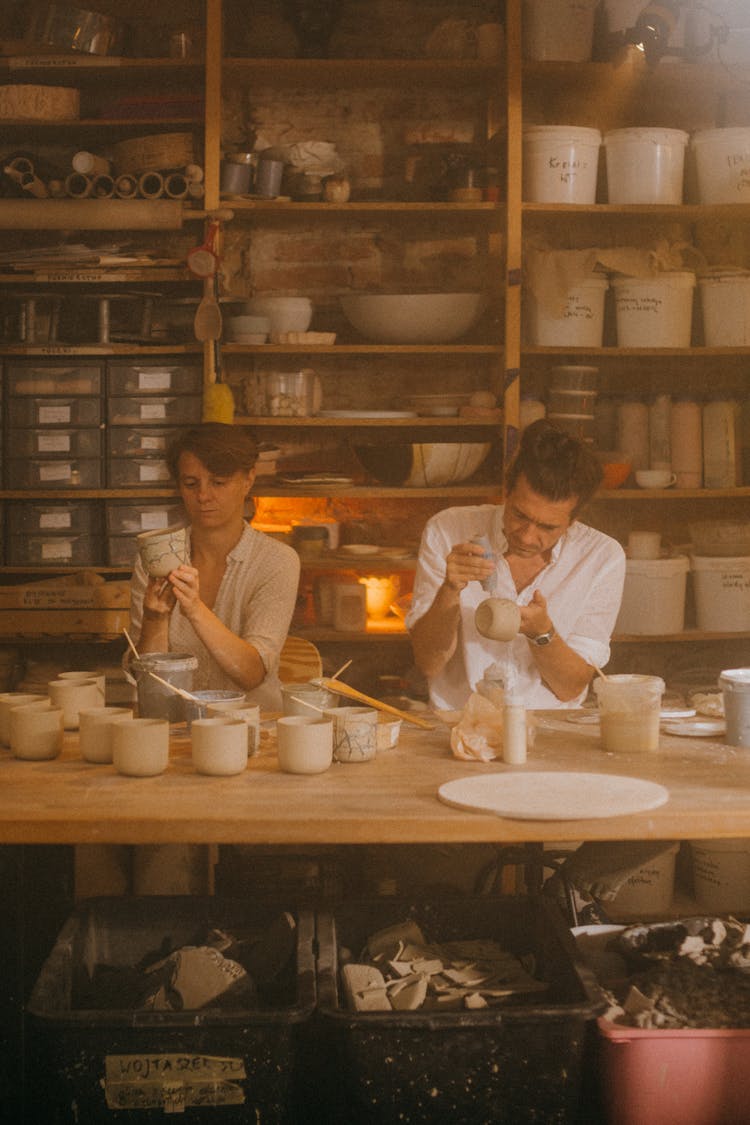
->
[130,422,300,710]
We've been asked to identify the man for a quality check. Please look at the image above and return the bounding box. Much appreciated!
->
[407,419,626,710]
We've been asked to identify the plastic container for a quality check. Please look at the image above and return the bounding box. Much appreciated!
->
[25,896,315,1124]
[615,556,689,635]
[522,125,602,203]
[262,370,321,417]
[612,272,695,347]
[671,398,702,488]
[6,362,102,396]
[316,896,603,1124]
[107,362,202,396]
[720,668,750,748]
[7,533,100,567]
[128,652,198,722]
[688,519,750,558]
[604,128,688,204]
[691,556,750,632]
[690,837,750,912]
[550,365,599,391]
[691,126,750,203]
[607,843,678,918]
[547,389,597,415]
[522,0,599,61]
[5,458,102,490]
[7,500,98,535]
[6,426,101,459]
[525,276,608,346]
[107,426,184,459]
[699,269,750,346]
[545,412,595,441]
[106,500,184,535]
[184,688,247,729]
[703,399,741,488]
[107,394,202,426]
[5,394,102,428]
[107,456,171,487]
[593,674,665,753]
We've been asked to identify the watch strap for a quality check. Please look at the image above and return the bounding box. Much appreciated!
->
[529,623,556,646]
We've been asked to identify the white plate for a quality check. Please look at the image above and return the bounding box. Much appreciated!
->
[317,410,418,419]
[662,719,726,738]
[660,707,696,720]
[438,772,670,821]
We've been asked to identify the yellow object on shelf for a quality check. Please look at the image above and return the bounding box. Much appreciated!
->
[202,382,235,423]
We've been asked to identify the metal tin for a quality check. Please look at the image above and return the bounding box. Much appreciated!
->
[24,4,127,57]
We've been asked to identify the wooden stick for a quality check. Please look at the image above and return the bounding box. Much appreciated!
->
[147,670,202,704]
[330,658,353,681]
[123,628,140,661]
[316,678,434,730]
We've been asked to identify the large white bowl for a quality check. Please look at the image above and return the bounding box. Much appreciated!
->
[244,296,313,335]
[339,292,486,344]
[353,442,491,487]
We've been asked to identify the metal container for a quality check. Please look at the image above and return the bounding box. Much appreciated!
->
[24,4,128,57]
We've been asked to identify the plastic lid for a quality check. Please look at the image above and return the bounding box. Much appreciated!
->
[523,124,602,142]
[604,127,688,144]
[691,126,750,145]
[612,271,696,288]
[625,555,690,575]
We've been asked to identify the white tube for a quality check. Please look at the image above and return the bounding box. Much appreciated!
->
[72,151,111,177]
[137,171,164,199]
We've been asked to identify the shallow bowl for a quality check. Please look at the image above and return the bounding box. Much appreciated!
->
[353,441,491,487]
[340,292,486,344]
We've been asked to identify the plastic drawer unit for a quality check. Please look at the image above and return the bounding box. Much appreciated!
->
[5,458,102,489]
[7,532,100,567]
[7,500,99,536]
[107,395,203,427]
[26,896,316,1124]
[6,396,102,429]
[6,362,103,397]
[6,427,102,460]
[107,361,202,397]
[107,456,172,488]
[107,426,185,459]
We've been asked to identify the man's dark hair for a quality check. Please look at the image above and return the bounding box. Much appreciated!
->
[167,423,258,480]
[504,419,602,513]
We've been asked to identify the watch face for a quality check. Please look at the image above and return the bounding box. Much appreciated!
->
[533,631,553,645]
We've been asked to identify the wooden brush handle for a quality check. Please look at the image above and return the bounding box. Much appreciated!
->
[317,678,434,729]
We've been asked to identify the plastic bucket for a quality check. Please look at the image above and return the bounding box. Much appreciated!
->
[691,556,750,632]
[690,837,750,910]
[612,272,695,347]
[604,127,688,204]
[593,674,665,753]
[609,843,678,918]
[691,126,750,203]
[615,556,689,635]
[699,269,750,346]
[526,276,608,346]
[522,125,602,203]
[522,0,598,61]
[128,652,198,722]
[720,668,750,748]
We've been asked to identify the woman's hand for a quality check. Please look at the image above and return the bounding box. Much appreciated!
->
[143,575,177,619]
[167,564,203,621]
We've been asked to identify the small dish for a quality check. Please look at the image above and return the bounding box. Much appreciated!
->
[340,544,380,556]
[662,719,726,738]
[230,332,268,344]
[660,707,696,720]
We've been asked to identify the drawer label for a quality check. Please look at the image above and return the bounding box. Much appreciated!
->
[141,404,167,419]
[37,433,71,453]
[38,406,71,424]
[139,371,172,390]
[104,1053,246,1112]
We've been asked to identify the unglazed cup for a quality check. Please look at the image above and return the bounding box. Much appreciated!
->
[191,716,249,775]
[474,597,521,641]
[137,524,188,577]
[0,693,47,746]
[112,718,170,776]
[10,699,64,760]
[206,702,260,755]
[324,705,378,763]
[78,706,134,764]
[48,678,104,730]
[276,715,333,774]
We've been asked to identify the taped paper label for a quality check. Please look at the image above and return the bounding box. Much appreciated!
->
[104,1053,246,1112]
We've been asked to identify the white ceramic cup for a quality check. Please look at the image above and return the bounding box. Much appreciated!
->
[58,669,107,695]
[48,678,104,730]
[112,718,170,776]
[635,469,677,489]
[324,705,378,763]
[474,597,522,641]
[137,524,188,577]
[276,715,333,774]
[627,531,662,560]
[206,702,260,756]
[377,716,402,751]
[78,706,134,764]
[10,699,64,761]
[191,716,249,776]
[0,693,47,746]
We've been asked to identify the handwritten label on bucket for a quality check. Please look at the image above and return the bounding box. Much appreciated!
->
[104,1053,246,1111]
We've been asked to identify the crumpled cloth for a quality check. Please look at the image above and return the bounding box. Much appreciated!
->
[525,239,708,318]
[258,140,344,177]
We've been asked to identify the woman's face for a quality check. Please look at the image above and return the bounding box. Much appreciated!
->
[176,451,255,529]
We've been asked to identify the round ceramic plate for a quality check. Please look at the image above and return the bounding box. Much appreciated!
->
[660,708,697,720]
[662,719,726,738]
[437,772,670,821]
[317,410,418,419]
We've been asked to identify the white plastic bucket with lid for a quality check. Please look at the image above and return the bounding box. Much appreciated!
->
[522,125,602,203]
[522,0,598,61]
[612,271,695,347]
[691,127,750,203]
[691,556,750,632]
[699,269,750,346]
[615,555,689,635]
[604,128,688,204]
[526,276,608,346]
[690,838,750,912]
[720,668,750,748]
[609,843,679,918]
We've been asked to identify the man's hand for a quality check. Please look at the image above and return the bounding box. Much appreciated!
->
[444,540,496,592]
[519,589,553,638]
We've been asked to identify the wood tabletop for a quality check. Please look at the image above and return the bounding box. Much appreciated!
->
[1,712,749,846]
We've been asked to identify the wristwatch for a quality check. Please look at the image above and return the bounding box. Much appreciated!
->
[529,624,556,646]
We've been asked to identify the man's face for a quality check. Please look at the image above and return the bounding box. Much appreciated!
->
[502,474,578,559]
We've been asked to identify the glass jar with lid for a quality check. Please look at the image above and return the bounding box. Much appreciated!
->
[262,369,321,417]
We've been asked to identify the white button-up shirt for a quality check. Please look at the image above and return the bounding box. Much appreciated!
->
[405,504,626,710]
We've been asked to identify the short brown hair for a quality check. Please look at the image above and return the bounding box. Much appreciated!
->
[166,423,258,480]
[505,419,602,512]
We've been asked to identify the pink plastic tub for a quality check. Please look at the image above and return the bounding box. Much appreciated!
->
[598,1016,750,1125]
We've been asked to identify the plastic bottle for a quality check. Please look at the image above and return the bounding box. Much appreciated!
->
[502,672,527,764]
[471,534,497,594]
[649,393,672,469]
[703,398,741,488]
[670,397,702,488]
[616,398,649,470]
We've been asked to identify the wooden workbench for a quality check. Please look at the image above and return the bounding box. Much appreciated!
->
[1,712,749,845]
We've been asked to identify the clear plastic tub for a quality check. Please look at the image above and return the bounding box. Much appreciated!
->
[7,501,98,536]
[106,534,139,567]
[107,426,184,458]
[107,395,202,426]
[263,370,321,417]
[107,456,171,487]
[6,427,102,459]
[107,362,202,396]
[5,458,102,489]
[6,396,102,428]
[7,533,100,567]
[7,363,102,396]
[105,500,184,535]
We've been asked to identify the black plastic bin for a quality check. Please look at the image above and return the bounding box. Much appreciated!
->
[315,896,604,1125]
[25,896,316,1124]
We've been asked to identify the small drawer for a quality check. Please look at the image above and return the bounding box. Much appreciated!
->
[107,395,202,426]
[107,456,172,487]
[107,426,184,459]
[106,533,139,567]
[5,458,103,490]
[7,533,100,567]
[107,362,202,396]
[6,363,102,396]
[6,427,102,460]
[105,500,184,535]
[6,396,102,428]
[7,501,99,536]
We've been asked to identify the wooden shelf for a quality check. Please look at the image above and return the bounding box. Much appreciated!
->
[523,346,750,357]
[614,630,750,643]
[0,268,194,283]
[235,415,500,428]
[295,622,409,641]
[254,484,501,499]
[223,344,502,355]
[225,200,500,215]
[222,56,502,86]
[0,489,177,500]
[597,487,750,499]
[0,56,203,77]
[1,344,201,356]
[523,203,750,220]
